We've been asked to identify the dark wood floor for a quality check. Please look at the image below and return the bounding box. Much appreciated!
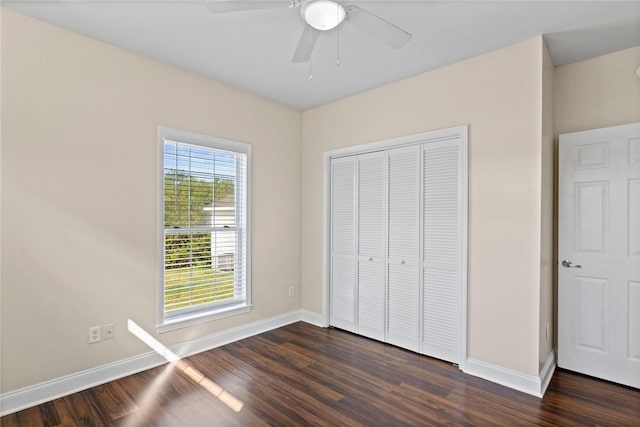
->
[2,322,639,426]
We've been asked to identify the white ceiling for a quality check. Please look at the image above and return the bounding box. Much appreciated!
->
[4,0,640,110]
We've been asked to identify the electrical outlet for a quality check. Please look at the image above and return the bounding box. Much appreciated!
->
[288,286,295,297]
[103,323,115,340]
[88,326,101,344]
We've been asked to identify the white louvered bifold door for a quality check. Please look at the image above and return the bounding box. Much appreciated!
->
[422,139,463,363]
[387,145,421,352]
[330,157,357,332]
[356,152,387,341]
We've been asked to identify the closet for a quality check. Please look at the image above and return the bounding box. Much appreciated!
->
[328,127,467,364]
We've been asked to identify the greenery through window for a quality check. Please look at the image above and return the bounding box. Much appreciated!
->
[161,131,249,324]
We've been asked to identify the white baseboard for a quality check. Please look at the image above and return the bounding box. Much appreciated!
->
[463,351,556,398]
[0,310,302,417]
[1,311,556,415]
[0,351,167,418]
[171,310,302,357]
[539,351,556,396]
[300,309,328,327]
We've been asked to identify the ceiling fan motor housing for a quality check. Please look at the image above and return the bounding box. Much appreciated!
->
[301,0,346,31]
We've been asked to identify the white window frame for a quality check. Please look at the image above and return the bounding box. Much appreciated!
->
[157,126,251,333]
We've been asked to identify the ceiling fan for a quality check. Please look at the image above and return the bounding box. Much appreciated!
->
[205,0,412,63]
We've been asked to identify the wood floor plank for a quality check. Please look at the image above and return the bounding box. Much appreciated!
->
[87,382,138,422]
[224,343,345,402]
[278,340,404,394]
[2,322,640,426]
[194,349,322,426]
[214,347,356,425]
[245,335,316,370]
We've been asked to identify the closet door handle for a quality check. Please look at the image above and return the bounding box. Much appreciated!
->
[369,257,373,261]
[401,260,405,265]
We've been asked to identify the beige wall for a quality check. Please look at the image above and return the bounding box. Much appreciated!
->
[0,6,4,395]
[302,37,547,375]
[539,39,555,368]
[555,46,640,135]
[1,9,302,393]
[8,5,626,394]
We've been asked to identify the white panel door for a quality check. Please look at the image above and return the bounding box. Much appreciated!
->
[356,152,387,341]
[559,122,640,389]
[422,139,463,364]
[330,157,356,332]
[387,145,421,352]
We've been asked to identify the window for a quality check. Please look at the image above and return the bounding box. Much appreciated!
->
[158,127,250,331]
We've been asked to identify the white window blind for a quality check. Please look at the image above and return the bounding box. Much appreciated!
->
[159,128,250,330]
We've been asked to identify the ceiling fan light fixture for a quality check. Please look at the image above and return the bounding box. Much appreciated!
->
[302,0,346,31]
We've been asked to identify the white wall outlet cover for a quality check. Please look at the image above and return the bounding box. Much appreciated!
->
[88,326,101,344]
[102,323,115,340]
[636,65,640,79]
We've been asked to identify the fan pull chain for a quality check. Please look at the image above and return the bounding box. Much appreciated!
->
[308,25,313,80]
[336,4,340,66]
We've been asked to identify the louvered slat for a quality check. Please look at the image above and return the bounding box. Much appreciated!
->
[357,261,385,341]
[331,159,355,256]
[331,255,356,331]
[388,146,420,263]
[356,152,386,341]
[357,153,386,258]
[330,157,356,331]
[387,145,420,351]
[422,140,461,363]
[388,264,420,352]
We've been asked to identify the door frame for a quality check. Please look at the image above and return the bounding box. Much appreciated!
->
[321,125,469,369]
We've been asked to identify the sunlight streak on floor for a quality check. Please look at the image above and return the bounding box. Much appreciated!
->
[175,360,244,412]
[127,319,244,413]
[121,363,177,427]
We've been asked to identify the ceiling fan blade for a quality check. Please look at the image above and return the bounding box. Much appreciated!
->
[346,5,412,49]
[292,25,320,63]
[205,1,289,14]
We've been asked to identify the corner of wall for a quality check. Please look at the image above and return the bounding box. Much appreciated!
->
[0,4,4,400]
[539,37,556,369]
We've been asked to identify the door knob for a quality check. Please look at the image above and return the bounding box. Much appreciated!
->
[561,259,582,268]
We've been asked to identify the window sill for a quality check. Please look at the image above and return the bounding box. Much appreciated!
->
[157,303,252,334]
